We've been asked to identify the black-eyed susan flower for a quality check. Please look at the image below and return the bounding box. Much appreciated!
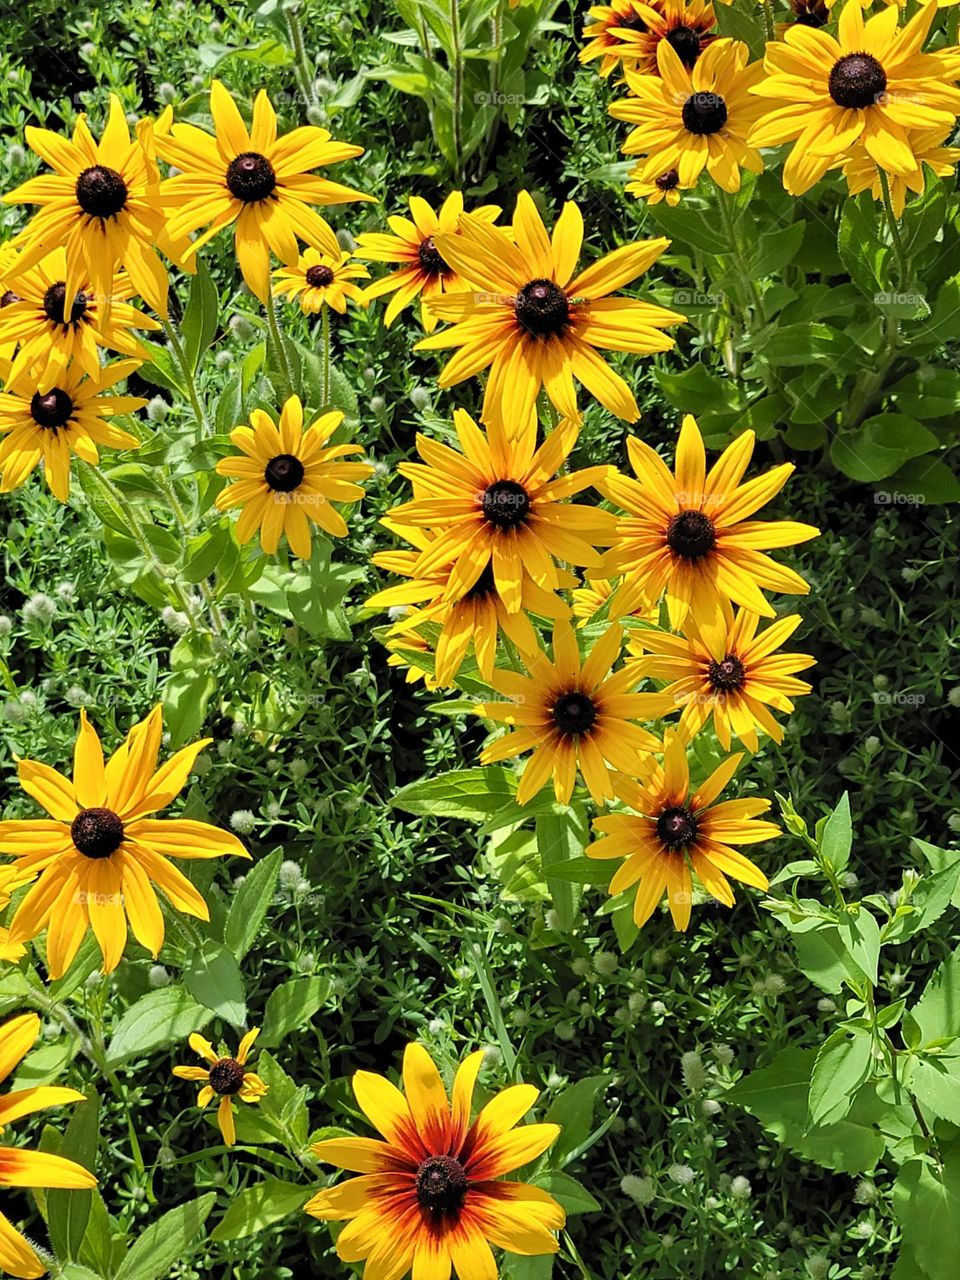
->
[597,414,819,660]
[2,95,169,319]
[272,246,369,315]
[478,619,666,805]
[589,731,778,929]
[611,38,766,192]
[625,165,689,204]
[0,707,250,979]
[215,395,372,559]
[627,603,815,751]
[748,1,960,195]
[0,1012,97,1279]
[386,408,615,613]
[837,127,960,215]
[0,928,25,963]
[580,0,666,77]
[571,576,659,626]
[172,1028,267,1147]
[356,191,501,332]
[604,0,718,77]
[384,630,440,689]
[156,82,374,302]
[0,358,143,502]
[416,191,683,430]
[369,520,575,687]
[0,248,159,386]
[307,1041,564,1278]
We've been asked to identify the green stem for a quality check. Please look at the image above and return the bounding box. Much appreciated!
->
[154,475,228,636]
[716,187,765,322]
[450,0,465,183]
[161,317,208,438]
[265,278,296,403]
[760,0,775,42]
[87,984,152,1195]
[286,5,316,109]
[878,168,909,293]
[321,302,331,410]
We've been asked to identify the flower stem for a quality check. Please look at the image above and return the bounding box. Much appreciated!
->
[450,0,465,183]
[321,302,332,410]
[760,0,775,43]
[877,168,909,294]
[265,278,296,403]
[161,317,208,438]
[285,4,316,110]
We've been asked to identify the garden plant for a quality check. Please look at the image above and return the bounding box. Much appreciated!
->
[0,0,959,1277]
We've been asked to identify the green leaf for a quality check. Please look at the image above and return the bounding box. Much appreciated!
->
[113,1195,215,1280]
[791,924,871,994]
[831,415,939,483]
[260,975,332,1048]
[209,1177,311,1241]
[47,1091,99,1263]
[106,988,213,1068]
[531,1171,600,1216]
[391,767,549,830]
[819,792,852,874]
[544,1076,608,1164]
[727,1047,884,1174]
[184,940,247,1027]
[836,908,880,987]
[162,669,217,747]
[885,456,960,505]
[181,261,219,374]
[808,1026,874,1127]
[910,947,960,1047]
[225,848,281,960]
[535,806,587,932]
[910,1051,960,1126]
[893,1155,960,1280]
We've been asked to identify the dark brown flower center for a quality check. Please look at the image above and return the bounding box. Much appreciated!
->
[43,282,88,328]
[655,169,680,191]
[75,164,128,218]
[790,0,828,26]
[482,479,530,528]
[305,264,335,288]
[666,509,716,561]
[264,453,305,492]
[417,236,449,277]
[416,1154,468,1214]
[828,53,886,109]
[682,91,727,135]
[666,25,703,69]
[466,561,497,599]
[707,652,746,693]
[656,804,698,850]
[515,278,570,337]
[617,12,648,31]
[208,1057,245,1095]
[71,807,124,858]
[0,289,20,307]
[226,152,277,203]
[30,388,74,430]
[553,690,598,736]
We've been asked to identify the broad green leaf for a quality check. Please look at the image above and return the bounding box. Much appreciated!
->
[808,1027,874,1127]
[532,1171,600,1216]
[819,792,852,873]
[544,1076,608,1163]
[114,1195,215,1280]
[162,669,217,747]
[886,457,960,505]
[181,261,219,373]
[184,940,247,1027]
[106,989,212,1068]
[893,1155,960,1280]
[260,975,332,1048]
[836,908,880,986]
[225,848,282,960]
[209,1177,311,1241]
[910,1052,960,1126]
[47,1091,99,1263]
[791,924,871,994]
[831,415,938,483]
[536,806,587,931]
[911,947,960,1047]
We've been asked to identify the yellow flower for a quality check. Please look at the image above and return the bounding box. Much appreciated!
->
[748,1,960,195]
[571,576,659,626]
[580,0,668,76]
[173,1028,267,1147]
[611,38,766,193]
[384,408,615,614]
[627,603,815,750]
[215,394,373,559]
[597,414,819,659]
[0,707,250,979]
[625,165,689,204]
[272,246,369,315]
[1,95,169,319]
[595,0,719,78]
[0,247,159,386]
[416,190,683,430]
[589,731,778,929]
[837,126,960,214]
[368,521,575,687]
[0,929,25,963]
[355,190,501,331]
[306,1041,564,1278]
[478,619,665,805]
[0,358,143,502]
[156,81,375,302]
[0,1012,97,1279]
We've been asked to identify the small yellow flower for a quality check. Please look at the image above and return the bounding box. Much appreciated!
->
[625,165,688,205]
[272,246,369,315]
[173,1028,268,1147]
[215,395,373,559]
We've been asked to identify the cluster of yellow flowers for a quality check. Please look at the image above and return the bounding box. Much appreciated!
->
[582,0,960,211]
